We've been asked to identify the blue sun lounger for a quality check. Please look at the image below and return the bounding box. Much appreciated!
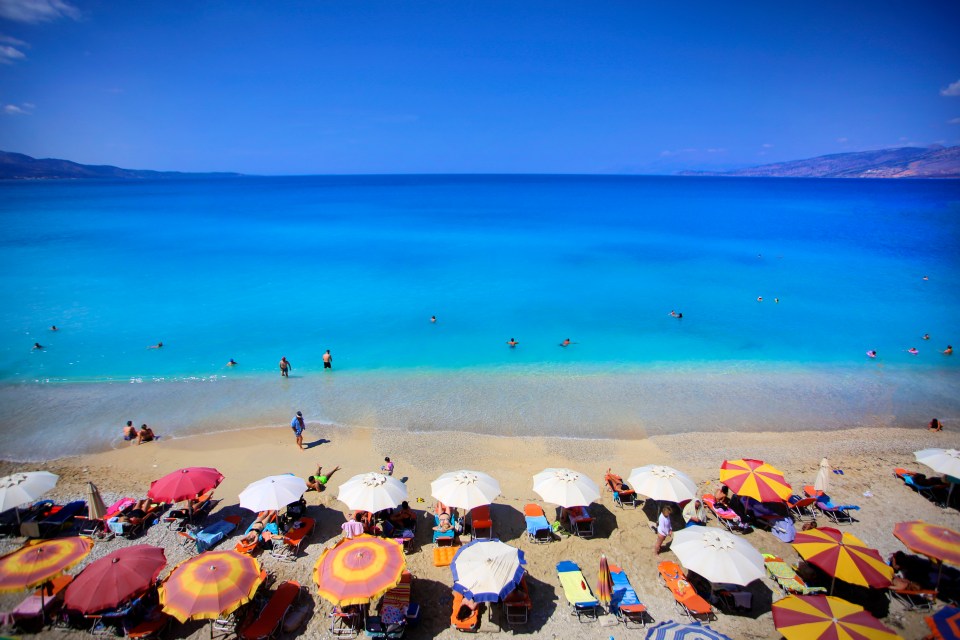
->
[610,564,649,628]
[814,496,860,524]
[524,504,552,543]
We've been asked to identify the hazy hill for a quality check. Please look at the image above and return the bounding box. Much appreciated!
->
[679,146,960,179]
[0,151,240,180]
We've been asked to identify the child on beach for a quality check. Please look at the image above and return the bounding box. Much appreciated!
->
[381,457,394,475]
[655,505,673,554]
[929,418,943,432]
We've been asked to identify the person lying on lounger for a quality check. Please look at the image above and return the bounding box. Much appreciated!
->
[117,499,153,524]
[239,510,278,545]
[434,512,454,534]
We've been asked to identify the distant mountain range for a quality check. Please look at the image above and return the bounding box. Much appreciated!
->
[679,145,960,179]
[0,151,240,180]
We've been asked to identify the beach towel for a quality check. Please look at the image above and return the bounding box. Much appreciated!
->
[195,518,238,552]
[525,514,550,537]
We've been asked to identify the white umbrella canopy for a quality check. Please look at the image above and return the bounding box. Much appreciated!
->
[671,527,765,586]
[532,468,600,508]
[431,470,501,510]
[915,449,960,478]
[239,475,307,512]
[338,472,408,513]
[814,458,831,495]
[450,539,526,603]
[0,471,58,512]
[628,465,697,503]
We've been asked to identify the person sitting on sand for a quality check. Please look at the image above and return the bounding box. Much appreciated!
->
[137,424,155,445]
[390,501,417,529]
[123,421,138,441]
[945,345,953,355]
[306,464,340,491]
[683,499,707,527]
[929,418,943,432]
[239,510,278,545]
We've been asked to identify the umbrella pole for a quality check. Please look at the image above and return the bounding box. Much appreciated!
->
[830,574,836,595]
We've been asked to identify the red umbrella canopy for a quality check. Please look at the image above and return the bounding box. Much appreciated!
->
[148,467,224,503]
[64,545,166,614]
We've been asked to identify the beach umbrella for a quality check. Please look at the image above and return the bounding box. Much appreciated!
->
[628,465,698,503]
[0,536,94,593]
[337,472,407,513]
[916,449,960,506]
[431,470,501,510]
[772,595,902,640]
[238,475,307,513]
[814,458,831,495]
[64,545,166,614]
[450,539,525,603]
[894,521,960,568]
[85,482,108,521]
[532,468,600,508]
[313,534,405,606]
[148,467,224,504]
[926,606,960,640]
[159,550,264,623]
[0,471,58,514]
[792,527,893,592]
[644,620,734,640]
[671,527,765,586]
[720,458,792,502]
[597,554,613,612]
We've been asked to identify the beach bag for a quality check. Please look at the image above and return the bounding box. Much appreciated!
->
[771,517,796,542]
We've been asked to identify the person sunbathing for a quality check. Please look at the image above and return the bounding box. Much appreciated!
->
[306,464,340,491]
[434,512,454,534]
[117,499,153,523]
[239,510,277,545]
[390,501,417,529]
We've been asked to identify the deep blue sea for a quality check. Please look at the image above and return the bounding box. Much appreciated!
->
[1,175,958,460]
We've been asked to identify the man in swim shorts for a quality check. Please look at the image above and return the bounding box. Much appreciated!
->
[279,356,291,377]
[323,350,332,369]
[306,464,340,491]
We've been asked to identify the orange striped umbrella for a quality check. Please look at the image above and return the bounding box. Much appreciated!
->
[597,554,613,611]
[0,536,93,593]
[720,458,792,502]
[893,521,960,568]
[792,527,893,591]
[314,534,405,606]
[159,550,264,622]
[773,595,902,640]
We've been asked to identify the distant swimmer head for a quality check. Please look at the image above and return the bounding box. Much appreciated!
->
[946,345,953,355]
[757,296,763,302]
[923,334,930,340]
[867,350,877,358]
[228,359,237,365]
[430,316,437,322]
[908,347,919,355]
[33,343,42,349]
[50,325,57,331]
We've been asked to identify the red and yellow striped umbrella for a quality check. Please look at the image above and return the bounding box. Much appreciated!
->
[893,521,960,567]
[314,534,405,606]
[792,527,893,589]
[0,536,94,592]
[159,550,264,622]
[597,554,613,610]
[773,595,902,640]
[720,458,792,502]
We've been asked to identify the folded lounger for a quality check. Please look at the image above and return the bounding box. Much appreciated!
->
[20,500,87,538]
[814,496,860,524]
[524,504,553,543]
[450,590,480,632]
[566,506,595,538]
[469,505,493,540]
[609,563,649,628]
[701,495,749,534]
[556,560,600,622]
[272,517,314,562]
[238,580,301,640]
[762,554,826,596]
[657,561,714,621]
[503,574,532,626]
[181,515,242,553]
[604,471,638,509]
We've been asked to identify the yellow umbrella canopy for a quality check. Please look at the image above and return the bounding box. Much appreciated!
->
[0,536,94,592]
[159,550,264,622]
[720,458,792,502]
[314,534,405,607]
[772,595,902,640]
[792,527,893,589]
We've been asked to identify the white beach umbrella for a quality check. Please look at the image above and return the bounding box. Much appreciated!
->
[671,526,765,586]
[239,474,308,512]
[628,465,697,503]
[0,471,58,512]
[915,448,960,505]
[532,468,600,508]
[814,458,831,495]
[337,472,408,513]
[431,470,501,510]
[451,539,526,603]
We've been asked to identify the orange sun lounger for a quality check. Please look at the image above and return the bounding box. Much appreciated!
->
[272,517,314,562]
[451,590,480,632]
[658,561,714,621]
[605,470,638,509]
[239,581,301,640]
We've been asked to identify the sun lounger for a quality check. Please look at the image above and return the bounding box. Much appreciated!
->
[235,515,280,555]
[763,554,826,596]
[1,501,54,538]
[888,584,938,612]
[657,561,714,621]
[503,574,532,626]
[605,470,638,509]
[271,517,314,562]
[701,495,750,534]
[524,504,553,543]
[814,496,859,524]
[330,605,363,638]
[180,515,242,553]
[802,485,825,498]
[609,563,649,628]
[377,570,418,634]
[469,505,492,540]
[565,505,595,538]
[126,607,171,640]
[20,500,86,538]
[557,560,600,622]
[713,584,753,614]
[164,489,216,531]
[787,495,817,521]
[450,590,481,632]
[433,513,458,546]
[238,580,301,640]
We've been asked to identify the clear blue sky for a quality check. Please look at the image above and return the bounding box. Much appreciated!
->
[1,1,958,174]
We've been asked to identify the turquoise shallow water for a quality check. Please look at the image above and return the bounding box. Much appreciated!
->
[0,175,958,460]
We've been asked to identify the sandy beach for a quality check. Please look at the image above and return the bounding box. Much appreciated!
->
[1,423,957,640]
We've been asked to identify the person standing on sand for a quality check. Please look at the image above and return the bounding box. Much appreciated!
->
[279,356,291,377]
[291,411,305,450]
[323,350,332,369]
[655,505,673,554]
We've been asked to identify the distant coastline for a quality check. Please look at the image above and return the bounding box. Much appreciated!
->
[0,150,241,180]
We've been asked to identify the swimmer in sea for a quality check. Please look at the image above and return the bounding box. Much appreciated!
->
[867,350,877,359]
[148,342,163,349]
[227,359,237,366]
[33,342,43,350]
[908,347,919,355]
[507,338,519,348]
[923,334,930,341]
[560,338,571,347]
[757,296,763,302]
[50,325,58,331]
[430,315,437,323]
[945,345,953,355]
[774,298,779,304]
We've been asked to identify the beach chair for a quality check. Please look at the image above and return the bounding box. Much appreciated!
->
[180,515,241,553]
[605,470,638,509]
[524,504,553,543]
[763,554,826,596]
[714,585,753,614]
[20,500,86,538]
[433,513,458,547]
[657,561,714,621]
[609,563,649,628]
[164,489,216,531]
[391,524,416,554]
[503,574,532,626]
[787,495,817,521]
[566,505,595,538]
[330,605,363,638]
[701,495,750,534]
[376,570,418,634]
[450,590,481,632]
[888,584,938,612]
[125,607,171,640]
[802,485,825,498]
[235,516,280,555]
[3,576,73,631]
[468,505,492,540]
[238,580,301,640]
[271,517,314,562]
[814,496,859,524]
[557,560,601,622]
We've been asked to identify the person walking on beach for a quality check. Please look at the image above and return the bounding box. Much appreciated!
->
[291,411,305,450]
[323,350,332,369]
[655,505,673,554]
[279,356,291,377]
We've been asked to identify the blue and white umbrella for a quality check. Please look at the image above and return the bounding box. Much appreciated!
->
[645,620,733,640]
[451,539,525,603]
